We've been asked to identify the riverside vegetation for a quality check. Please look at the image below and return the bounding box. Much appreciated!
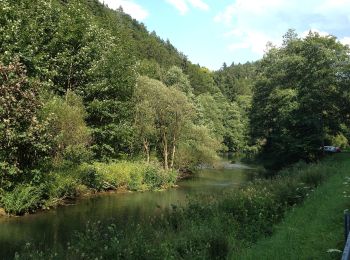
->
[1,0,247,215]
[1,0,350,259]
[15,153,347,259]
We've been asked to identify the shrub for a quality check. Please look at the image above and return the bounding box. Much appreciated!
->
[41,91,91,166]
[62,145,93,165]
[128,169,145,191]
[93,162,131,188]
[48,173,79,200]
[298,167,325,187]
[144,164,177,189]
[92,161,177,191]
[1,184,44,215]
[78,164,104,191]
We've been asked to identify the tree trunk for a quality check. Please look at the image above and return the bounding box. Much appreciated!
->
[170,135,176,169]
[163,131,168,170]
[143,139,150,163]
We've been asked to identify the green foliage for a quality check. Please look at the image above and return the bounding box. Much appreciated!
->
[0,0,243,181]
[163,66,192,94]
[326,133,348,149]
[62,145,93,165]
[41,91,92,165]
[92,161,176,190]
[194,92,247,153]
[137,59,163,80]
[48,173,80,201]
[1,184,44,215]
[134,76,195,169]
[0,60,52,190]
[175,124,221,169]
[84,41,136,159]
[17,155,343,259]
[238,154,350,260]
[214,62,256,101]
[186,64,217,95]
[250,31,350,169]
[144,164,178,189]
[78,164,104,191]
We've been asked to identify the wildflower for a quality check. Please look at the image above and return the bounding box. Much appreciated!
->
[327,249,342,253]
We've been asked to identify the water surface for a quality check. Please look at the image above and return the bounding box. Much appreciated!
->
[0,161,254,259]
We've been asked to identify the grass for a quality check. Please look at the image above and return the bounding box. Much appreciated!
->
[236,153,350,260]
[15,154,350,259]
[0,160,178,216]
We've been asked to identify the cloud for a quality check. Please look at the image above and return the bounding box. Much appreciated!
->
[340,37,350,46]
[166,0,189,15]
[165,0,209,15]
[188,0,209,11]
[99,0,149,21]
[215,0,350,60]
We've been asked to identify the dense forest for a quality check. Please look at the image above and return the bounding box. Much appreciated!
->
[0,0,254,215]
[1,0,350,215]
[1,0,350,259]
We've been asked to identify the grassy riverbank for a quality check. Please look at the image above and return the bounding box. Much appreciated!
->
[237,153,350,259]
[0,161,178,216]
[14,154,349,259]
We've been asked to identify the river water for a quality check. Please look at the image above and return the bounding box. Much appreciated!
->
[0,160,255,259]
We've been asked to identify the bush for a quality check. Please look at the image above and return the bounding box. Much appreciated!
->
[62,145,93,165]
[298,167,326,187]
[78,164,104,191]
[144,164,177,189]
[41,91,91,166]
[92,161,177,191]
[1,184,44,215]
[48,173,79,200]
[93,162,132,188]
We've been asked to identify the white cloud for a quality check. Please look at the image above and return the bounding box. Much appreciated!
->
[165,0,209,15]
[228,30,280,55]
[99,0,149,21]
[166,0,189,15]
[214,0,350,60]
[214,0,286,25]
[340,37,350,46]
[188,0,209,11]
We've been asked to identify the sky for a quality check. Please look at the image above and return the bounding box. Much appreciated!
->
[99,0,350,70]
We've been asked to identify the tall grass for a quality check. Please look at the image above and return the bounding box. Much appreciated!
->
[87,161,178,191]
[236,154,350,259]
[0,161,177,216]
[15,154,347,259]
[1,184,44,216]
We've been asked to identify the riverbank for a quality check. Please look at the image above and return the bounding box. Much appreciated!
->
[0,161,178,217]
[14,154,345,259]
[237,153,350,259]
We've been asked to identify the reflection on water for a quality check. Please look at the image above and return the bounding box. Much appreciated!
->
[0,161,254,259]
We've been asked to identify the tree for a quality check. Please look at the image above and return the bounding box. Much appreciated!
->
[0,60,52,189]
[134,76,194,169]
[186,64,217,95]
[84,44,137,160]
[41,91,91,165]
[163,66,192,95]
[250,31,350,169]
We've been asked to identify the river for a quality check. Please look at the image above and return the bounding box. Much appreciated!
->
[0,159,255,259]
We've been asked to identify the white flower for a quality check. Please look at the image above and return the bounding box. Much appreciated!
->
[327,249,342,253]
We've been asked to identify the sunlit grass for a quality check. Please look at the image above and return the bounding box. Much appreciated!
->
[236,153,350,259]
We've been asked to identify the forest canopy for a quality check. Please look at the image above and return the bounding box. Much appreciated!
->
[1,0,350,215]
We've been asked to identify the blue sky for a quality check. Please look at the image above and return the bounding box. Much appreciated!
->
[100,0,350,70]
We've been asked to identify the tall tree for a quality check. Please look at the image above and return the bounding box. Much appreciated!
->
[0,60,52,189]
[134,76,194,169]
[251,31,350,169]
